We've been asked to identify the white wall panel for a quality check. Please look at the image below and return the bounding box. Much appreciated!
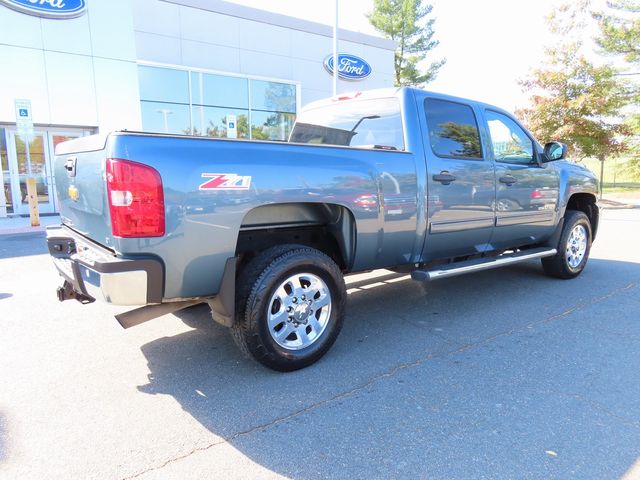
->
[292,58,330,92]
[238,20,292,57]
[179,7,239,47]
[0,46,49,124]
[45,52,97,126]
[338,40,365,57]
[88,0,137,61]
[301,88,332,106]
[40,14,92,56]
[291,30,332,62]
[0,6,43,49]
[132,0,180,37]
[360,72,396,90]
[181,40,240,73]
[135,32,182,64]
[239,50,292,80]
[93,58,142,132]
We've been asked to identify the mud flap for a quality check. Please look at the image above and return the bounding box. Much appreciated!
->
[207,257,237,328]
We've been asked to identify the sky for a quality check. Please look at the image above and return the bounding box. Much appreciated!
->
[224,0,607,111]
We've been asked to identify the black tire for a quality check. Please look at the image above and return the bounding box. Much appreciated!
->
[231,245,346,371]
[541,210,592,279]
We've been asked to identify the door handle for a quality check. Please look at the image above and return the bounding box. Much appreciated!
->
[65,156,77,177]
[499,175,517,186]
[433,172,456,185]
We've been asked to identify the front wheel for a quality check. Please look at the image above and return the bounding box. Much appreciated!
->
[541,210,592,279]
[231,245,346,371]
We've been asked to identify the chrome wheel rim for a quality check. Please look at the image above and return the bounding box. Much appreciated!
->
[566,224,587,269]
[267,272,332,351]
[496,199,510,212]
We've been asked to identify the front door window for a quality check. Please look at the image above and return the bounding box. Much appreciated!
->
[485,111,535,165]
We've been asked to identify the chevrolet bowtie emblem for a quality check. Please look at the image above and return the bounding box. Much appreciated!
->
[68,185,79,202]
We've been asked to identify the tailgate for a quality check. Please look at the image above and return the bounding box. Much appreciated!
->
[54,134,114,246]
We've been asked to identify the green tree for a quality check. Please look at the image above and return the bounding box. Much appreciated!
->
[368,0,445,87]
[437,122,481,157]
[518,1,632,172]
[593,1,640,64]
[593,1,640,180]
[518,43,630,162]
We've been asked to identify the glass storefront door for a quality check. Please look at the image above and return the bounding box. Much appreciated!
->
[1,128,88,216]
[9,131,54,215]
[1,130,11,216]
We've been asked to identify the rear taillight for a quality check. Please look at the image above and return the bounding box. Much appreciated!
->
[354,194,378,207]
[530,190,543,199]
[106,158,165,238]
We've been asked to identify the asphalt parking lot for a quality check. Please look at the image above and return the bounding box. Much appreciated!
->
[1,208,639,480]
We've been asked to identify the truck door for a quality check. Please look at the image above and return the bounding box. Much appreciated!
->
[483,110,559,249]
[419,96,495,261]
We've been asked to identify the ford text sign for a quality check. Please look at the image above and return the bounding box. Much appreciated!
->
[0,0,87,19]
[324,54,372,81]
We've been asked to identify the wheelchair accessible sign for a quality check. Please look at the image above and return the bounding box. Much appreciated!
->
[15,99,34,140]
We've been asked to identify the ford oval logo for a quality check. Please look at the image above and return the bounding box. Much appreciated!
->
[324,54,372,81]
[0,0,87,19]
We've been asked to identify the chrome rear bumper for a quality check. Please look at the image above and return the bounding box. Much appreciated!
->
[47,225,163,306]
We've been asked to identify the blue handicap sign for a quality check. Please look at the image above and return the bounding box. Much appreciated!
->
[19,108,29,117]
[228,122,235,129]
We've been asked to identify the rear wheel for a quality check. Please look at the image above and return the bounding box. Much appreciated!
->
[541,210,592,279]
[231,245,346,371]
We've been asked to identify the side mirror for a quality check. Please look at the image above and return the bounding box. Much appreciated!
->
[543,141,568,162]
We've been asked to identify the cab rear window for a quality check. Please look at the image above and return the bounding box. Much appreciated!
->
[290,98,404,151]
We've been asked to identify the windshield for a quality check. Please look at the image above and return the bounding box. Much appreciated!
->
[289,98,404,151]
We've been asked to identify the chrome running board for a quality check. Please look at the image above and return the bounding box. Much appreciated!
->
[411,247,557,282]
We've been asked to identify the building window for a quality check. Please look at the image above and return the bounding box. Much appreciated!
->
[251,110,296,142]
[140,101,191,136]
[138,65,297,141]
[192,73,249,109]
[250,80,296,141]
[139,66,190,104]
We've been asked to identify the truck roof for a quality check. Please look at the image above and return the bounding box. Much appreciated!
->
[301,86,510,117]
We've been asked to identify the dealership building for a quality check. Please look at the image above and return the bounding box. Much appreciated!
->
[0,0,395,217]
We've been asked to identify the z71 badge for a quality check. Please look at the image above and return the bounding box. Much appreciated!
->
[199,173,252,191]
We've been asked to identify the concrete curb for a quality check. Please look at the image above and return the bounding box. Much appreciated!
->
[0,215,60,236]
[0,225,49,235]
[599,199,639,210]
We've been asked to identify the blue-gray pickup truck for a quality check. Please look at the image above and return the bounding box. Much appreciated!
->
[47,87,599,371]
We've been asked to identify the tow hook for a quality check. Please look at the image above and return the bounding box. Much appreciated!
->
[56,281,94,304]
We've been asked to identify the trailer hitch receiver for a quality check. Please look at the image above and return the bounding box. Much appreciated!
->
[56,281,95,304]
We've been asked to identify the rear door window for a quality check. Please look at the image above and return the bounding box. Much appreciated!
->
[424,98,483,160]
[290,98,404,151]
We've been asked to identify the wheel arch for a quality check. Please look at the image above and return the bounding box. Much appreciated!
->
[235,202,357,272]
[209,203,356,328]
[565,193,599,240]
